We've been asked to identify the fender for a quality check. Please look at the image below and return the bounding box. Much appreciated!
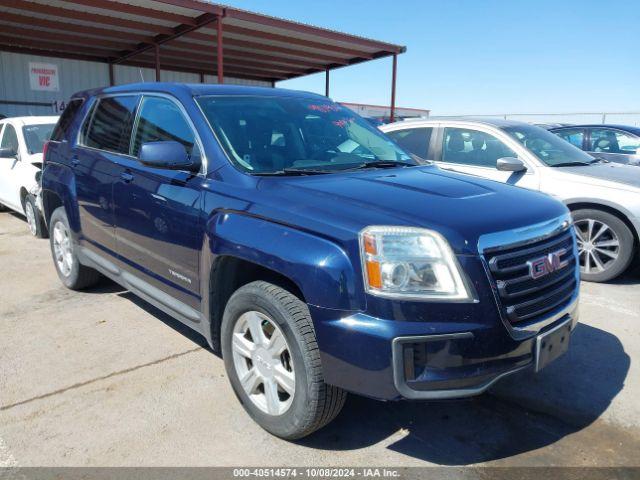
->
[203,211,365,312]
[563,196,640,238]
[41,161,80,234]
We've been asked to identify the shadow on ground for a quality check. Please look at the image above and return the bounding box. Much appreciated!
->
[108,280,629,465]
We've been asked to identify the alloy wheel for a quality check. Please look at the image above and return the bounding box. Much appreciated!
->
[52,221,74,277]
[231,311,295,416]
[25,202,37,236]
[575,218,620,274]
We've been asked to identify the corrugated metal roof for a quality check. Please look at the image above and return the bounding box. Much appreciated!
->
[0,0,405,82]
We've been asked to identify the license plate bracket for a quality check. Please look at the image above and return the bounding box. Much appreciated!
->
[535,318,572,372]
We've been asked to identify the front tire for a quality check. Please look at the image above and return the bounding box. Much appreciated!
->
[25,194,47,238]
[221,281,346,440]
[573,208,635,282]
[49,207,101,290]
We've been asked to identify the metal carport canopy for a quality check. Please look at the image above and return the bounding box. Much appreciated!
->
[0,0,406,117]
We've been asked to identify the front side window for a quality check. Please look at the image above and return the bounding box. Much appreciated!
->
[22,124,56,154]
[502,124,595,167]
[196,96,413,174]
[385,127,432,159]
[132,96,195,157]
[84,95,139,154]
[589,128,640,154]
[554,128,585,149]
[442,127,516,167]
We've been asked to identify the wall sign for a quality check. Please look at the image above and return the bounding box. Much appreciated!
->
[29,62,59,92]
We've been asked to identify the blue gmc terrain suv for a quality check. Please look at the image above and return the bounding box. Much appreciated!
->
[42,83,580,439]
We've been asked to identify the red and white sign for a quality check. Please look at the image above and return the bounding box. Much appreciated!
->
[29,62,59,92]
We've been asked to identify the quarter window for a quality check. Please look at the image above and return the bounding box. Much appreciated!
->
[442,127,516,167]
[132,96,195,157]
[51,98,84,142]
[589,128,640,154]
[84,96,139,154]
[386,127,432,159]
[0,124,19,154]
[554,129,584,149]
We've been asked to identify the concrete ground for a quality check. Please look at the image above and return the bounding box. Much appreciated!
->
[0,211,639,468]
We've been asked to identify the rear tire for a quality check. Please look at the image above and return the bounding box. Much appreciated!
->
[25,194,47,238]
[221,281,346,440]
[49,207,101,290]
[573,208,634,282]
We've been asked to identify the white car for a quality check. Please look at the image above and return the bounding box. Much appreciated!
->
[381,118,640,282]
[0,116,58,237]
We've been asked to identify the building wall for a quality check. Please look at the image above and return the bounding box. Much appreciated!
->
[0,51,271,118]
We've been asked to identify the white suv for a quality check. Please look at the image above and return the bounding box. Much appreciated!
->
[381,118,640,282]
[0,116,58,237]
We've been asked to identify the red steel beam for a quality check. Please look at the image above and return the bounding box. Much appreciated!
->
[1,25,131,51]
[154,44,161,81]
[0,34,116,58]
[325,69,330,97]
[390,54,397,123]
[149,0,224,15]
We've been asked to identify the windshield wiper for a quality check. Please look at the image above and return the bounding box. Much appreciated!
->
[589,157,608,164]
[551,161,591,167]
[253,167,333,176]
[349,160,415,170]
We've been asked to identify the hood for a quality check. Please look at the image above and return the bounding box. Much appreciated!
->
[253,165,568,255]
[554,162,640,191]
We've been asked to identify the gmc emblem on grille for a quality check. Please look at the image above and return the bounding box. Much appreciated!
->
[527,248,568,279]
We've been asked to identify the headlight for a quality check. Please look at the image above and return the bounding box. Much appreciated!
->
[359,226,471,301]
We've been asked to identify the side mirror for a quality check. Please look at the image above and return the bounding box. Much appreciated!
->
[139,141,199,172]
[496,157,527,172]
[0,147,17,158]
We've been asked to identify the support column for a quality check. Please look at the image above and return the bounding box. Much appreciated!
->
[325,68,330,97]
[108,62,114,86]
[200,72,205,83]
[390,54,397,123]
[154,44,160,82]
[216,15,224,84]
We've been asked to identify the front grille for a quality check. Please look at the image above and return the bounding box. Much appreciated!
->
[484,229,578,325]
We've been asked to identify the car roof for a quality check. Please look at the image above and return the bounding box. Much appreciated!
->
[549,124,640,135]
[71,82,327,101]
[0,116,59,125]
[383,116,532,129]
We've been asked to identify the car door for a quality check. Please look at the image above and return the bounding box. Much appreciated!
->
[434,126,540,189]
[74,94,140,256]
[0,122,23,210]
[587,127,640,165]
[113,94,203,309]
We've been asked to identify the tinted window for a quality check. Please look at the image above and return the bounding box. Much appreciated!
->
[196,96,412,174]
[132,96,195,157]
[554,128,584,149]
[51,99,83,141]
[386,127,432,159]
[589,128,640,154]
[84,96,138,154]
[442,127,516,167]
[22,124,55,154]
[0,124,19,153]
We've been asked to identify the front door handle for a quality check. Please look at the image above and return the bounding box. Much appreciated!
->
[71,157,80,167]
[120,172,134,183]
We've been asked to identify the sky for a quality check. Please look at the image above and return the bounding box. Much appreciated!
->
[222,0,639,116]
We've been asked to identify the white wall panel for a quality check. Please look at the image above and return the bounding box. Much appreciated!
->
[1,52,272,117]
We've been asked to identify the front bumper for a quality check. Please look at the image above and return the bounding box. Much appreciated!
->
[311,295,579,401]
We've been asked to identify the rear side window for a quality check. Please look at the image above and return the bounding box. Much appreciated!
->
[51,99,84,141]
[0,124,19,152]
[554,128,584,149]
[84,96,138,154]
[386,127,432,159]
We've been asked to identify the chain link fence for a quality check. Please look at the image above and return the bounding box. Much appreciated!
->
[436,112,640,126]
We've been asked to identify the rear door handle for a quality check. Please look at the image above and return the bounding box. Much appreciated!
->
[71,156,80,166]
[120,172,134,183]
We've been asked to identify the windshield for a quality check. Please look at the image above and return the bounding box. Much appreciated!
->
[22,124,55,154]
[196,95,414,174]
[502,124,596,166]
